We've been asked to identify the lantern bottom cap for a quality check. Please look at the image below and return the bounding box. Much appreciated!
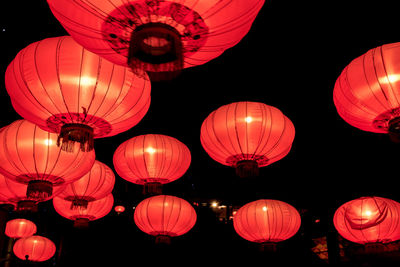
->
[58,123,94,152]
[388,117,400,142]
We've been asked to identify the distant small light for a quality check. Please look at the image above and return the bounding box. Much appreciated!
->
[114,205,125,214]
[315,219,320,223]
[2,28,5,32]
[211,202,218,208]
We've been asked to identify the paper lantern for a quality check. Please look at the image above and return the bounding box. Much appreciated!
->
[0,120,95,200]
[333,196,400,245]
[114,205,125,214]
[134,195,196,244]
[46,0,265,80]
[57,160,115,209]
[113,134,191,195]
[333,42,400,142]
[53,194,114,228]
[5,36,151,152]
[13,235,56,262]
[233,199,301,250]
[200,101,295,177]
[5,219,37,239]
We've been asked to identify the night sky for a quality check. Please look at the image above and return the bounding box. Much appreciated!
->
[1,0,400,266]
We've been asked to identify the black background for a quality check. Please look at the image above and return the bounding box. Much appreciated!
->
[1,0,400,266]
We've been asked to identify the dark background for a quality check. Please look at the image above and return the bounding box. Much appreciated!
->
[1,0,400,266]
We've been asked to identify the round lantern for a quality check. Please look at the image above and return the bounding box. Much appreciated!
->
[13,235,56,262]
[333,196,400,245]
[134,195,196,244]
[46,0,265,80]
[57,160,115,209]
[114,205,125,214]
[5,219,37,239]
[0,120,94,200]
[5,36,151,152]
[113,134,191,195]
[333,42,400,142]
[0,173,66,211]
[233,199,301,250]
[200,101,295,178]
[53,194,114,228]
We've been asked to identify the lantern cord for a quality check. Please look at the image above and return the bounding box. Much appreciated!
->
[57,123,94,152]
[26,180,53,200]
[235,160,259,178]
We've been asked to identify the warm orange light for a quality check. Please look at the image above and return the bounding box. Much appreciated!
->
[5,219,37,239]
[114,205,125,214]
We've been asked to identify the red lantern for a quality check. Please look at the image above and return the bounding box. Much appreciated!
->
[0,120,95,200]
[46,0,265,80]
[333,196,400,245]
[114,205,125,214]
[13,235,56,262]
[57,160,115,209]
[1,173,65,211]
[233,199,301,250]
[200,101,295,177]
[5,36,151,152]
[5,219,37,239]
[333,42,400,142]
[53,194,114,228]
[113,134,191,195]
[134,195,196,244]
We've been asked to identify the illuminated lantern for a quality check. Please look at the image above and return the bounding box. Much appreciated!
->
[233,199,301,251]
[200,101,295,178]
[113,134,191,195]
[13,235,56,262]
[333,196,400,245]
[57,160,115,209]
[5,36,151,152]
[0,120,95,200]
[114,205,125,214]
[53,194,114,228]
[333,42,400,142]
[5,219,37,239]
[134,195,196,244]
[0,173,65,212]
[46,0,265,80]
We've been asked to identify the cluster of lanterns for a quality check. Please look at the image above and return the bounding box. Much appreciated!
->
[1,0,400,263]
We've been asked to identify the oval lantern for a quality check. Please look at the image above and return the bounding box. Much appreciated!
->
[114,205,125,214]
[113,134,191,195]
[46,0,265,80]
[0,120,95,200]
[200,101,295,178]
[333,42,400,142]
[13,235,56,262]
[233,199,301,251]
[333,196,400,245]
[5,219,37,239]
[53,194,114,228]
[57,160,115,209]
[5,36,151,152]
[134,195,196,244]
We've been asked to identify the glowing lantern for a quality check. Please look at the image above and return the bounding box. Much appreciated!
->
[113,134,191,195]
[0,120,94,201]
[46,0,265,80]
[200,101,295,177]
[333,42,400,142]
[57,160,115,209]
[13,235,56,262]
[53,194,114,228]
[134,195,196,244]
[114,205,125,214]
[5,219,37,239]
[5,36,151,152]
[333,196,400,245]
[0,173,65,212]
[233,199,301,250]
